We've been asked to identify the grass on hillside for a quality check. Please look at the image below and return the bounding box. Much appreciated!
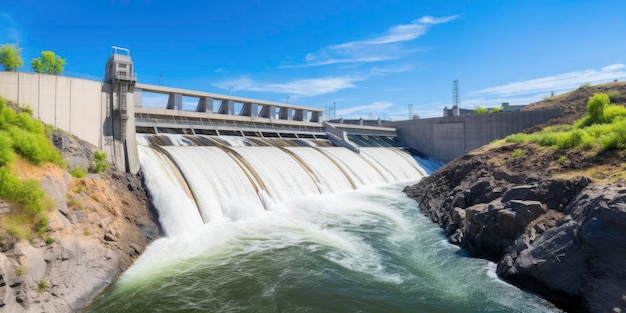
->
[0,96,62,240]
[505,93,626,151]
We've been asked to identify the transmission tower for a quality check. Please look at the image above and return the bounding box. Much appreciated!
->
[452,79,460,107]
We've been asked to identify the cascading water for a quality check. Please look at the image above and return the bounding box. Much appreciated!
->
[86,134,560,312]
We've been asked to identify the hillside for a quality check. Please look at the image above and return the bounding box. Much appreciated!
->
[404,81,626,313]
[0,98,160,312]
[523,81,626,131]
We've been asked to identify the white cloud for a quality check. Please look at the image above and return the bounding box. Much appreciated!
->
[602,63,625,72]
[215,76,363,97]
[472,63,626,97]
[417,15,460,25]
[289,15,459,68]
[336,101,394,116]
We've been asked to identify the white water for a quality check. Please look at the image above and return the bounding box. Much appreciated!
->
[88,135,560,312]
[137,135,425,236]
[136,146,203,235]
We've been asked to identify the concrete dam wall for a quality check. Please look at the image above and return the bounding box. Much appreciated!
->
[0,71,138,173]
[387,109,562,163]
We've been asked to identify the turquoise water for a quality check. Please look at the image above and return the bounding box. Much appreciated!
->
[86,184,559,313]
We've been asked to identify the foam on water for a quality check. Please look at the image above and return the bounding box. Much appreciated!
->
[91,135,561,312]
[137,146,203,236]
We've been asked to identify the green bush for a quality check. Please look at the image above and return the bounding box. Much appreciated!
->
[0,97,61,165]
[70,168,87,178]
[0,131,14,166]
[474,107,488,114]
[44,236,55,245]
[33,214,48,237]
[491,107,502,113]
[580,82,591,89]
[557,130,584,149]
[587,93,610,124]
[602,105,626,123]
[607,90,621,103]
[8,126,61,165]
[37,280,48,293]
[505,133,528,143]
[511,149,524,157]
[90,151,109,173]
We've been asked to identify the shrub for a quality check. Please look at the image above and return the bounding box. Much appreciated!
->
[599,119,626,150]
[602,105,626,123]
[474,107,488,114]
[580,82,591,89]
[491,107,502,113]
[511,149,524,157]
[0,131,14,166]
[587,93,610,124]
[20,104,33,115]
[33,214,48,237]
[607,90,621,103]
[557,155,567,163]
[505,133,527,143]
[70,168,87,178]
[89,151,109,173]
[8,126,61,165]
[37,280,48,293]
[74,183,84,194]
[557,130,583,149]
[44,236,55,245]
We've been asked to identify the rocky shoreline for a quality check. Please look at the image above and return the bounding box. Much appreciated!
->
[404,147,626,312]
[0,132,160,312]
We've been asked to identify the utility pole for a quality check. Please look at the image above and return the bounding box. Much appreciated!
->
[452,79,460,107]
[408,104,413,119]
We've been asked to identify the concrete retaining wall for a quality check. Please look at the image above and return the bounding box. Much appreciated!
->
[0,72,135,172]
[388,109,562,163]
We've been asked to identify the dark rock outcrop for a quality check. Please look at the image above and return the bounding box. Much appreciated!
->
[404,155,626,312]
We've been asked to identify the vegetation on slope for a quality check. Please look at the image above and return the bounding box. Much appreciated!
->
[505,92,626,151]
[0,96,62,239]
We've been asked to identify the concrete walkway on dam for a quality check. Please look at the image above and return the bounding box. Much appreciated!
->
[0,69,562,170]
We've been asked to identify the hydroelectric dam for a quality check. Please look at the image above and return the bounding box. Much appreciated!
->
[0,48,563,312]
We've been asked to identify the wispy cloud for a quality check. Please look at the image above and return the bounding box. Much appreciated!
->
[336,101,394,117]
[286,15,459,68]
[215,76,364,97]
[472,63,626,97]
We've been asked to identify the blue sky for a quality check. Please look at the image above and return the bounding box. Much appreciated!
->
[2,0,626,120]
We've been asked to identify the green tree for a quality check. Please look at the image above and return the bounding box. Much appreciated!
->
[31,51,66,75]
[587,93,610,124]
[0,44,23,71]
[474,106,488,114]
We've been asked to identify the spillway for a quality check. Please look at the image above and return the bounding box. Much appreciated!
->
[137,134,427,235]
[86,134,560,313]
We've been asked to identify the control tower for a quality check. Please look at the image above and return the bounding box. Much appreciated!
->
[104,47,139,173]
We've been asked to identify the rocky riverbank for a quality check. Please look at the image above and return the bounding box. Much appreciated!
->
[0,132,160,312]
[404,143,626,313]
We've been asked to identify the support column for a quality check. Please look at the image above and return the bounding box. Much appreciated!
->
[218,99,234,115]
[293,109,304,121]
[197,97,214,112]
[167,93,183,110]
[259,105,275,118]
[241,102,258,117]
[279,107,291,120]
[311,111,322,123]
